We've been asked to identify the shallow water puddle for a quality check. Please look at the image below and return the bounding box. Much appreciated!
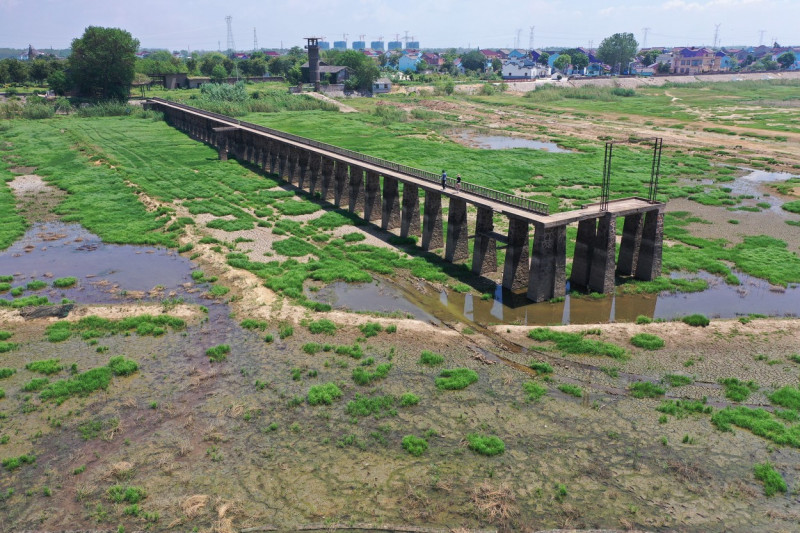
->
[449,129,571,152]
[729,169,798,213]
[0,221,196,304]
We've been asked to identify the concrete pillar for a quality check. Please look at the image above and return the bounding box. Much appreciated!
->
[320,157,335,201]
[278,144,290,180]
[617,213,644,276]
[381,176,401,230]
[472,207,497,275]
[445,197,469,263]
[421,191,444,251]
[268,140,278,174]
[308,154,321,195]
[364,171,381,223]
[400,184,421,238]
[334,160,348,207]
[588,213,617,294]
[258,140,268,171]
[635,210,664,281]
[502,217,530,291]
[286,147,299,184]
[297,151,310,190]
[570,219,597,290]
[348,165,365,213]
[528,224,567,303]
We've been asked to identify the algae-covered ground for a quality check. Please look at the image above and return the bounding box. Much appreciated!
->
[1,82,800,532]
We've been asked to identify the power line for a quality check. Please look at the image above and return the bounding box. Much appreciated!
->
[225,16,235,55]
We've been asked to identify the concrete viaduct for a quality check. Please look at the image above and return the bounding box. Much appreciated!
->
[147,97,665,302]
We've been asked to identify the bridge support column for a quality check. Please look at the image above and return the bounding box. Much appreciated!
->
[286,147,299,184]
[472,207,497,275]
[570,219,597,290]
[421,191,443,251]
[364,171,381,223]
[308,154,321,195]
[400,184,420,238]
[445,197,469,263]
[528,224,567,302]
[348,166,365,213]
[382,176,401,230]
[297,151,309,190]
[617,213,644,276]
[334,160,348,207]
[320,157,335,201]
[268,141,278,174]
[278,144,290,180]
[588,213,617,294]
[503,218,530,291]
[635,209,663,281]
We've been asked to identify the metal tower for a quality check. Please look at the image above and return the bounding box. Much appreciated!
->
[225,15,235,56]
[253,27,258,53]
[713,24,720,49]
[642,27,650,49]
[529,26,535,50]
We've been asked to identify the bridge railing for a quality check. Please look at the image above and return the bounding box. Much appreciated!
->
[150,97,550,216]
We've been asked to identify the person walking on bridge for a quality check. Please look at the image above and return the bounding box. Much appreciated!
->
[441,170,447,190]
[455,174,462,193]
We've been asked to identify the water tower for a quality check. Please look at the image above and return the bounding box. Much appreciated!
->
[304,37,322,91]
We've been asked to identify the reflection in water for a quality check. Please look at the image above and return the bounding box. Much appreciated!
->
[313,268,800,327]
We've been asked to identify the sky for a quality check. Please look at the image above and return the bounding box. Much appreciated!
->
[1,0,798,52]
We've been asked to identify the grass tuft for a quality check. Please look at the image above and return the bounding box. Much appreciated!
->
[466,434,505,456]
[435,368,478,390]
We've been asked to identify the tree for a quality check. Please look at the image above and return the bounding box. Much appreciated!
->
[641,49,660,66]
[656,62,671,74]
[210,64,228,83]
[47,70,70,95]
[554,54,571,72]
[333,50,379,91]
[2,58,28,84]
[199,52,226,76]
[460,50,486,72]
[537,52,550,66]
[597,32,638,74]
[777,51,796,69]
[571,53,589,71]
[491,58,502,72]
[268,56,292,76]
[249,57,267,77]
[29,59,52,85]
[69,26,139,99]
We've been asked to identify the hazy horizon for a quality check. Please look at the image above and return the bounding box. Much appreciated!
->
[1,0,798,52]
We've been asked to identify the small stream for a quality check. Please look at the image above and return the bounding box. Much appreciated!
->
[449,129,571,152]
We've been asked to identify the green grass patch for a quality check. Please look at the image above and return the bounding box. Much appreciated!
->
[782,201,800,215]
[307,319,337,335]
[630,382,666,398]
[45,314,185,342]
[352,363,392,385]
[0,368,15,379]
[630,333,665,350]
[664,374,693,387]
[274,199,321,216]
[272,236,318,257]
[2,454,35,471]
[399,392,420,407]
[39,367,113,403]
[768,386,800,411]
[529,361,553,375]
[108,485,146,504]
[557,384,583,397]
[435,368,478,390]
[712,406,800,447]
[523,382,547,402]
[754,462,787,496]
[419,350,444,366]
[22,377,50,392]
[25,359,63,375]
[307,382,343,405]
[528,328,627,359]
[681,314,710,327]
[0,342,18,353]
[346,394,397,418]
[108,356,138,376]
[240,318,268,330]
[401,435,428,457]
[466,434,505,456]
[206,344,230,363]
[719,378,758,402]
[359,322,383,338]
[52,277,78,288]
[657,398,712,418]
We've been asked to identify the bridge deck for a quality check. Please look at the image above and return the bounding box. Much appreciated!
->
[153,99,664,227]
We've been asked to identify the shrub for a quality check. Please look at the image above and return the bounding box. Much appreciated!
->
[108,485,147,504]
[419,350,444,366]
[630,382,666,398]
[307,383,342,405]
[206,344,230,363]
[466,434,505,456]
[25,359,63,375]
[308,319,337,335]
[754,462,787,496]
[52,277,78,288]
[630,333,665,350]
[558,384,583,397]
[401,435,428,457]
[682,314,710,327]
[523,382,547,402]
[279,325,294,339]
[435,368,478,390]
[302,342,323,355]
[2,454,35,471]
